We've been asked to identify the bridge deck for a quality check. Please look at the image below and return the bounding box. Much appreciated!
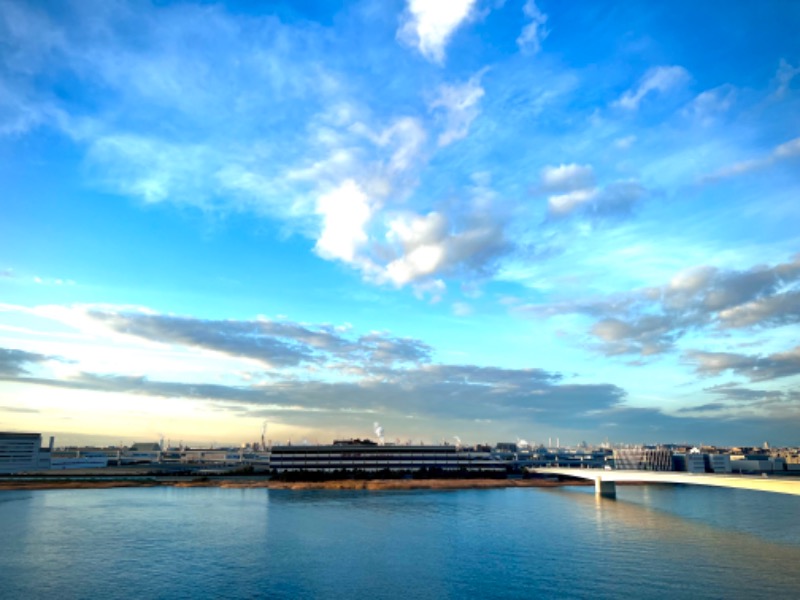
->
[531,468,800,496]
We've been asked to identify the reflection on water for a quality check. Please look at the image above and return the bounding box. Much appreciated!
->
[1,485,798,599]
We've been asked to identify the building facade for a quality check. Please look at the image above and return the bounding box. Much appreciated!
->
[0,432,49,473]
[613,447,674,471]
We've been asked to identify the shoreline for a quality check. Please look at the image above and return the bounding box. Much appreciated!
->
[0,477,593,491]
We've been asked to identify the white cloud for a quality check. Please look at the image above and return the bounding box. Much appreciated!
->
[314,180,372,263]
[614,65,690,110]
[517,0,548,55]
[540,163,603,217]
[397,0,476,64]
[548,188,598,215]
[381,209,508,288]
[430,72,485,147]
[540,163,595,192]
[385,212,448,285]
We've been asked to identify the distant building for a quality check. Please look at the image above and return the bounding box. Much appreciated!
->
[731,457,787,474]
[709,454,731,473]
[684,452,708,473]
[0,432,51,473]
[269,440,505,474]
[613,447,673,471]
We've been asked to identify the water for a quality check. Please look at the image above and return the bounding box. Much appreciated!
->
[1,484,799,599]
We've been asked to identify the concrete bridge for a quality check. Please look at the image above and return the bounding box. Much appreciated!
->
[530,468,800,499]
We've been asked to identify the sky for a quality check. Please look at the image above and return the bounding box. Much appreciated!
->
[1,0,799,448]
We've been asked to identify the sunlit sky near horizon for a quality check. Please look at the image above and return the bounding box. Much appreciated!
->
[2,0,799,448]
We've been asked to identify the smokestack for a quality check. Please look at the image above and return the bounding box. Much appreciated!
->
[48,436,54,451]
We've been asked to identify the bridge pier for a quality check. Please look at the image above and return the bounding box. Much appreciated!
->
[595,476,616,499]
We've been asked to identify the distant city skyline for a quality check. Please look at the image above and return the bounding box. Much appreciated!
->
[1,1,799,447]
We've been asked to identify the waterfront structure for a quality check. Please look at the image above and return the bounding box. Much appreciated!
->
[0,432,51,473]
[269,439,506,474]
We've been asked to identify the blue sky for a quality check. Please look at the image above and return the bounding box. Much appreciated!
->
[1,0,799,447]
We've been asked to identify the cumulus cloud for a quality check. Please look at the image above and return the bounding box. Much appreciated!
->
[383,210,508,286]
[385,212,448,285]
[517,1,548,55]
[526,254,800,356]
[430,72,485,147]
[614,65,690,110]
[397,0,476,64]
[314,180,373,263]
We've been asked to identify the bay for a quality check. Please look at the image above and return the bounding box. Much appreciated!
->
[1,485,799,599]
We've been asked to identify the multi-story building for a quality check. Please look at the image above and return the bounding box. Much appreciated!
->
[269,439,505,474]
[0,432,51,473]
[613,447,673,471]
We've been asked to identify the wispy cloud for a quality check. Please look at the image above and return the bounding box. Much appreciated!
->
[774,58,800,99]
[430,71,486,147]
[517,1,548,55]
[702,136,800,182]
[614,65,690,110]
[83,308,433,370]
[538,164,646,219]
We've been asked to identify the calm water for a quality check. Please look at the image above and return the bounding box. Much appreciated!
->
[1,484,799,599]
